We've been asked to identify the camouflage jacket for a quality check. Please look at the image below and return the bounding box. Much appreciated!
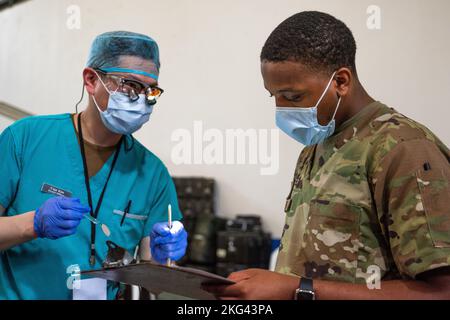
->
[275,101,450,284]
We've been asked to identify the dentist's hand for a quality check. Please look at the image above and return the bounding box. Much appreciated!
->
[150,221,188,264]
[34,196,90,240]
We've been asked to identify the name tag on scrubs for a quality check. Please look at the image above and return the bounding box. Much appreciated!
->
[41,183,73,198]
[72,278,107,300]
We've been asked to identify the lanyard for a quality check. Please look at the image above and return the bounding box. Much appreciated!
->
[77,113,123,266]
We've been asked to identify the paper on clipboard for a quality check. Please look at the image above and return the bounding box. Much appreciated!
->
[81,261,235,300]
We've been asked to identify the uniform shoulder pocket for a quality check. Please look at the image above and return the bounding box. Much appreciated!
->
[416,165,450,248]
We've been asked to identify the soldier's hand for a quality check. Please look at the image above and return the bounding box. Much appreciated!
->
[202,268,300,300]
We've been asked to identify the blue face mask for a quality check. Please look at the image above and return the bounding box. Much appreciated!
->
[275,71,342,146]
[93,75,153,135]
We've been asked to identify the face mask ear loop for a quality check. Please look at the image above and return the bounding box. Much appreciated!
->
[331,95,342,121]
[92,70,115,113]
[92,95,105,114]
[93,70,114,96]
[314,71,337,109]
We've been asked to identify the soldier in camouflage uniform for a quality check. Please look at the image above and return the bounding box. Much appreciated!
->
[205,11,450,299]
[276,100,450,285]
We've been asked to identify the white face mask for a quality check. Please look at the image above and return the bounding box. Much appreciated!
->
[93,74,153,135]
[275,71,341,146]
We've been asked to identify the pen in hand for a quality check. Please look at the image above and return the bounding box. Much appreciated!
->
[167,204,172,267]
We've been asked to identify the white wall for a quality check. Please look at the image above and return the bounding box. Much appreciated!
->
[0,0,449,235]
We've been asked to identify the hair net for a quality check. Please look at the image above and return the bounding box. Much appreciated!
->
[86,31,160,80]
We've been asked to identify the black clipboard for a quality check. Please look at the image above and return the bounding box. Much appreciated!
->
[81,261,235,300]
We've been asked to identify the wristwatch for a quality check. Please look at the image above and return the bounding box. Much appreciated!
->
[294,277,315,300]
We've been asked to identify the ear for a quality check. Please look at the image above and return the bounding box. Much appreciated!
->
[83,68,99,96]
[334,67,353,98]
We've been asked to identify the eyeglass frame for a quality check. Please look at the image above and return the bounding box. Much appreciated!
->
[94,68,164,105]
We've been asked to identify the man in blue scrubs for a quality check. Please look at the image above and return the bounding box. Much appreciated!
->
[0,31,187,299]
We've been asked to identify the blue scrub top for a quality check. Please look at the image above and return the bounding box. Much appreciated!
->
[0,114,182,299]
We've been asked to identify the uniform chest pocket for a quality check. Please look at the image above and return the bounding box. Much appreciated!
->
[112,209,149,222]
[301,199,362,280]
[110,209,148,243]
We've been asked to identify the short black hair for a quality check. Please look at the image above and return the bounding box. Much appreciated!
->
[260,11,357,74]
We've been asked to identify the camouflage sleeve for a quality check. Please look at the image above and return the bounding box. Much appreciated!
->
[371,138,450,278]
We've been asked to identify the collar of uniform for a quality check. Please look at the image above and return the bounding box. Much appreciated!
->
[334,101,382,135]
[323,101,383,149]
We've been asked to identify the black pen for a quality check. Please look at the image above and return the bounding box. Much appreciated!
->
[120,200,132,226]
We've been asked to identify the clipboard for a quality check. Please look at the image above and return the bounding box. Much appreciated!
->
[81,261,235,300]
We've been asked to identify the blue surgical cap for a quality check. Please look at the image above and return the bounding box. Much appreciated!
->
[86,31,160,80]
